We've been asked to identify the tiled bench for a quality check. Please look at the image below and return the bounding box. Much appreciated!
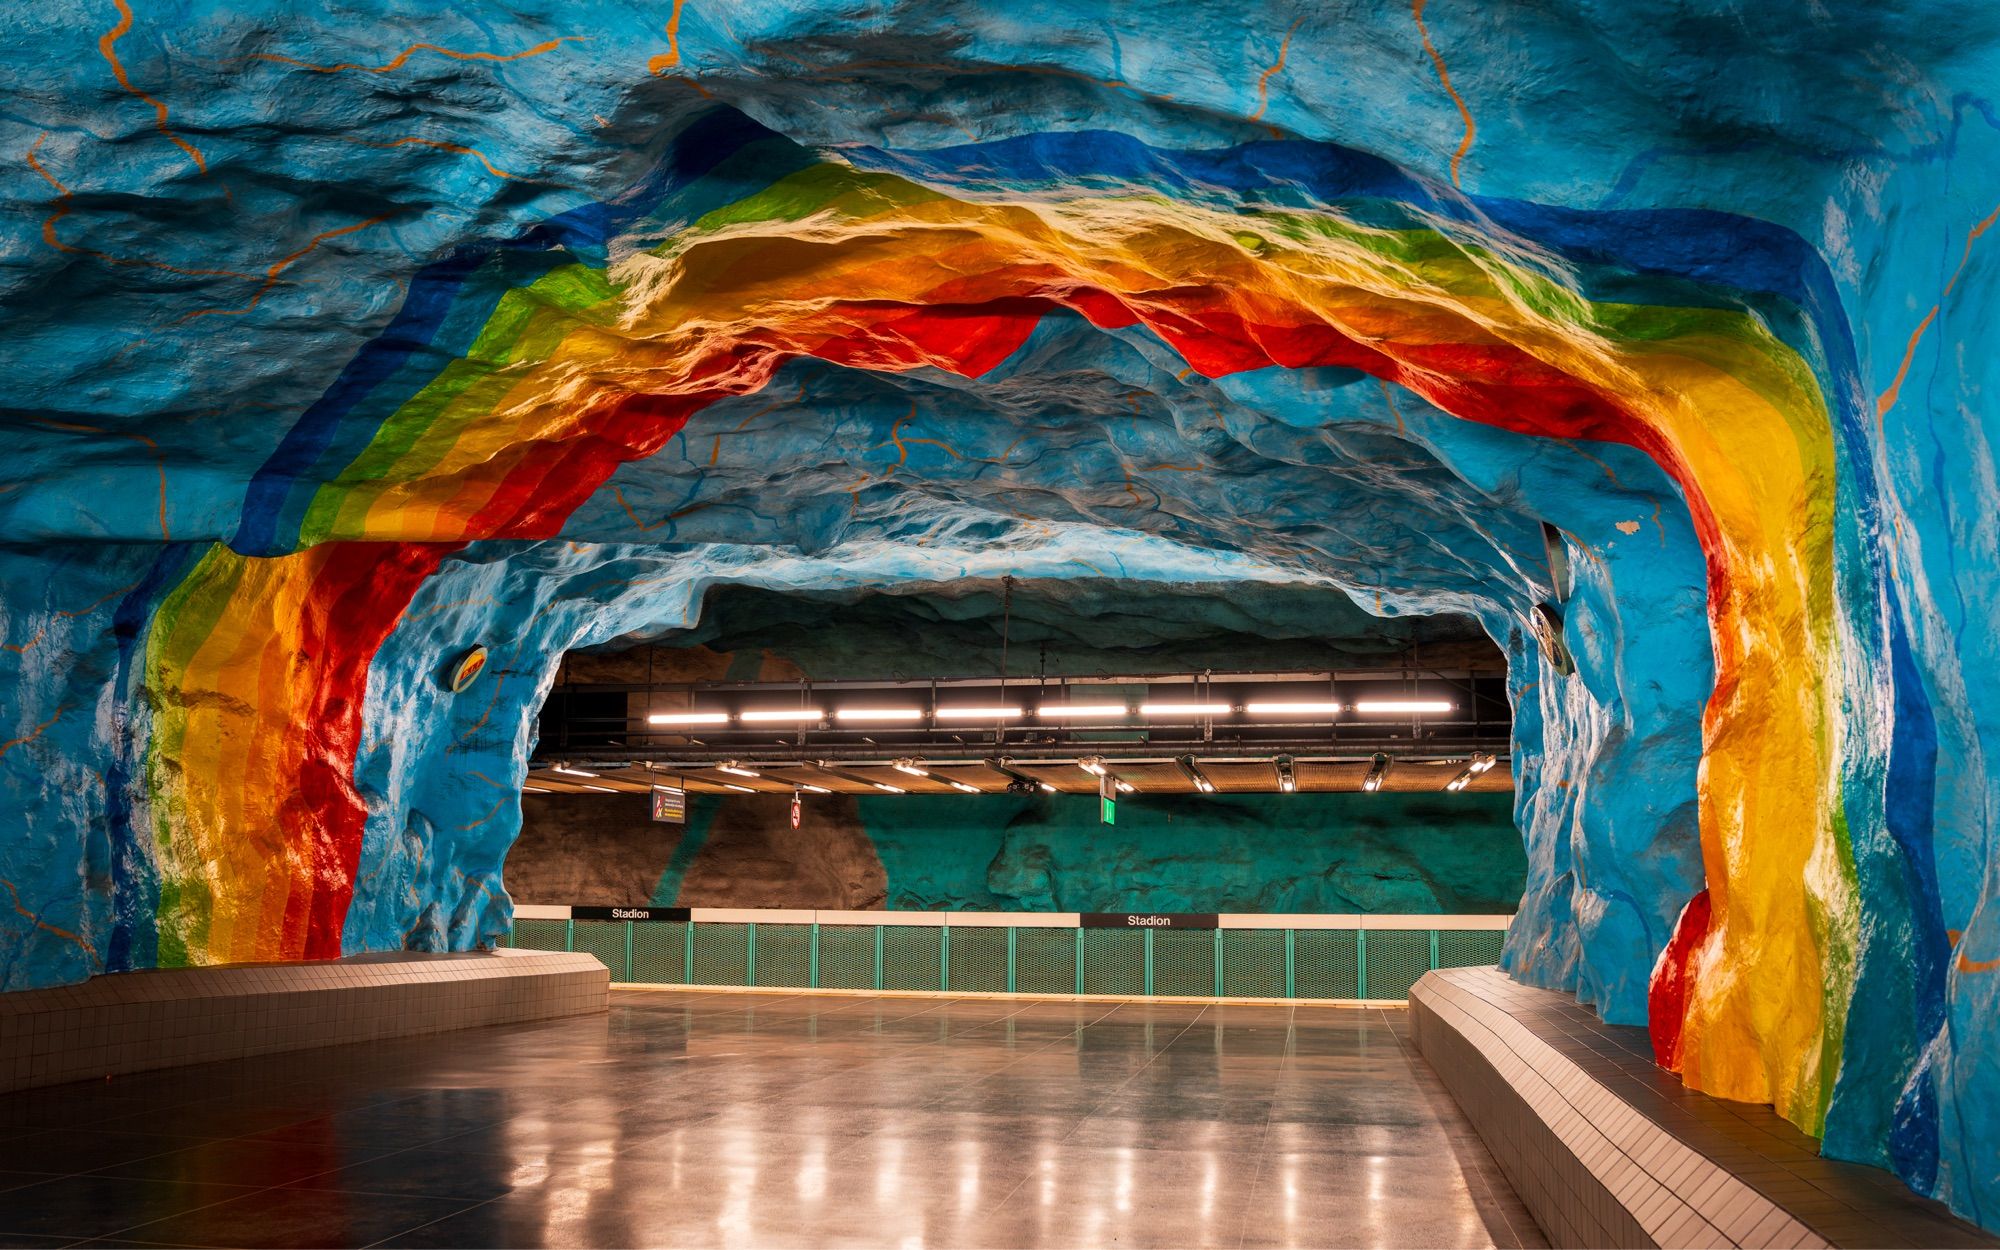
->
[0,948,607,1093]
[1410,967,1995,1250]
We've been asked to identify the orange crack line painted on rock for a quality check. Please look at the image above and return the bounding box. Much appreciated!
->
[254,35,585,75]
[0,878,92,955]
[0,582,141,654]
[1412,0,1476,188]
[341,136,530,182]
[0,704,69,761]
[1877,199,2000,422]
[648,0,690,75]
[178,215,391,322]
[26,135,259,281]
[19,415,170,539]
[99,0,206,174]
[612,486,714,532]
[709,385,805,465]
[1249,18,1305,127]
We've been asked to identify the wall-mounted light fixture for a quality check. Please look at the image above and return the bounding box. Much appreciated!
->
[716,762,760,778]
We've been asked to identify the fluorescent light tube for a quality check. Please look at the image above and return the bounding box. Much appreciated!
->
[891,760,929,778]
[1078,759,1107,776]
[935,706,1023,720]
[1114,780,1134,794]
[739,708,825,722]
[1037,704,1127,718]
[1139,702,1230,716]
[716,764,760,778]
[649,711,728,725]
[799,784,832,794]
[550,766,597,777]
[874,782,906,794]
[578,784,617,793]
[1244,701,1343,716]
[721,782,756,793]
[1353,700,1452,714]
[522,785,550,793]
[948,780,980,794]
[1037,782,1057,793]
[835,707,924,722]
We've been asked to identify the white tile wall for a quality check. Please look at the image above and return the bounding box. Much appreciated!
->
[0,948,607,1093]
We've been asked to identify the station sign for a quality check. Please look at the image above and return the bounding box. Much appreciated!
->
[572,906,691,923]
[1079,912,1219,929]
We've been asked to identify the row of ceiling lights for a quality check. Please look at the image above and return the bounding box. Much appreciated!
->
[645,699,1453,727]
[532,751,1500,795]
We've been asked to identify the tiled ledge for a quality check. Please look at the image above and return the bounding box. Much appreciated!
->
[0,948,607,1093]
[1410,967,1994,1250]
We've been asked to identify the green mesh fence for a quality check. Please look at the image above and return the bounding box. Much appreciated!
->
[1294,928,1361,999]
[755,924,814,987]
[816,924,878,990]
[1152,927,1218,996]
[1221,929,1287,999]
[1436,928,1505,969]
[946,927,1009,993]
[880,926,945,991]
[690,922,750,985]
[1363,929,1433,1000]
[510,918,569,952]
[1014,927,1079,994]
[1080,928,1146,996]
[570,920,628,980]
[629,922,688,983]
[508,918,1501,1001]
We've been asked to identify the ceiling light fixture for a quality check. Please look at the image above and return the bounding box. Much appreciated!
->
[948,780,981,794]
[935,706,1023,720]
[1114,779,1135,794]
[721,782,756,793]
[716,763,760,778]
[891,759,929,778]
[1362,753,1391,793]
[1078,758,1108,776]
[1244,701,1344,717]
[1353,700,1452,714]
[1468,752,1499,775]
[739,708,825,723]
[835,707,924,722]
[648,711,729,726]
[874,782,906,794]
[1036,704,1128,718]
[1175,755,1217,794]
[1038,781,1057,793]
[1444,767,1474,792]
[1139,702,1231,717]
[522,785,550,793]
[550,765,597,778]
[579,783,618,793]
[799,783,832,794]
[1274,756,1297,794]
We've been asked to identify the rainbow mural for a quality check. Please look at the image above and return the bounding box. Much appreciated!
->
[1,0,1995,1227]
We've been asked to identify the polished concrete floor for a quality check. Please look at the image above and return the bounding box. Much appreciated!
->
[0,989,1544,1249]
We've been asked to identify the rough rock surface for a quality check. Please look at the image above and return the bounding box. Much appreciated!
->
[0,0,1995,1225]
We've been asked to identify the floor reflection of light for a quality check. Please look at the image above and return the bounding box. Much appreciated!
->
[958,1140,980,1207]
[1040,1147,1057,1206]
[878,1135,903,1205]
[799,1138,826,1201]
[1367,1154,1386,1203]
[1201,1152,1218,1219]
[1284,1162,1298,1226]
[1115,1146,1133,1214]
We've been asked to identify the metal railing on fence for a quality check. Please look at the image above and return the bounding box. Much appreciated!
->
[506,906,1510,1002]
